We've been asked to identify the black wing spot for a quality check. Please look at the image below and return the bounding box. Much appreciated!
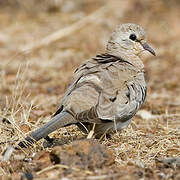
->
[110,96,116,102]
[53,105,64,117]
[109,91,118,102]
[131,84,135,90]
[126,91,130,100]
[93,53,134,66]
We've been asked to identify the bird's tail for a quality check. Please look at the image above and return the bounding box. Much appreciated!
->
[18,111,76,147]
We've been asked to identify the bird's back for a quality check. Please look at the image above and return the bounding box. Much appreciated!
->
[59,54,146,124]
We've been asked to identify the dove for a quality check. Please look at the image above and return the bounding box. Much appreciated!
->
[18,23,155,147]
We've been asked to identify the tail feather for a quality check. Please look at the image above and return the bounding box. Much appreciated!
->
[18,111,76,147]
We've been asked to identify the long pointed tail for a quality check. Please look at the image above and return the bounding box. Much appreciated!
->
[18,111,76,147]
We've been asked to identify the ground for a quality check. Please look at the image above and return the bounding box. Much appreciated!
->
[0,0,180,179]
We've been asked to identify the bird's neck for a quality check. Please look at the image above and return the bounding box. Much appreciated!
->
[105,50,144,70]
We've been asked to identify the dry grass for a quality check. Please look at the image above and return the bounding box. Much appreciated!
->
[0,0,180,179]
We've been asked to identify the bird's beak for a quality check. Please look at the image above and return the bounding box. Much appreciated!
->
[141,42,156,56]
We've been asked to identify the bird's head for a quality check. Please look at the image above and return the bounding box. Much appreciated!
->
[106,23,156,58]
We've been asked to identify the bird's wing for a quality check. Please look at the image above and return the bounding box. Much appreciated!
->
[56,54,146,124]
[95,56,147,122]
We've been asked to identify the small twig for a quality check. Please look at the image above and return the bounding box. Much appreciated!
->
[36,164,92,175]
[98,128,109,142]
[85,173,121,180]
[0,166,7,175]
[79,122,89,134]
[2,145,15,161]
[20,4,109,54]
[167,102,180,106]
[87,123,96,139]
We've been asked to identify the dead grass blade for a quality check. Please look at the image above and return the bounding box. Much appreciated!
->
[21,4,109,54]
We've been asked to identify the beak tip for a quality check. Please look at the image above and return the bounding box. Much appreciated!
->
[142,42,156,56]
[152,51,156,56]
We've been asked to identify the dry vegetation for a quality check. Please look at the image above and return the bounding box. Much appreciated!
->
[0,0,180,179]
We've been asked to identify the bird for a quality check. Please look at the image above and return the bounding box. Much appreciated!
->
[18,23,155,147]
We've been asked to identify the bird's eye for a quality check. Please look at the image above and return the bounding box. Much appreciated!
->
[129,34,137,41]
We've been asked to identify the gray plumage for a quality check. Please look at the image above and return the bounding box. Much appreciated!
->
[19,23,155,147]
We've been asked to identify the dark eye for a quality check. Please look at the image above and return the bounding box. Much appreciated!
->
[129,34,137,41]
